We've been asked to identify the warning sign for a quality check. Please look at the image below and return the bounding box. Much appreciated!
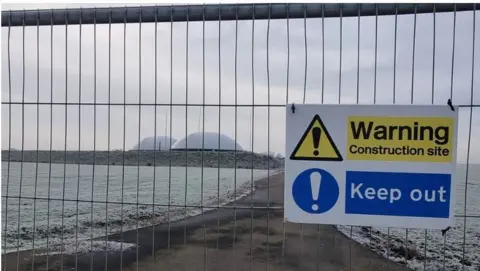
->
[285,104,459,229]
[290,115,343,161]
[347,116,454,163]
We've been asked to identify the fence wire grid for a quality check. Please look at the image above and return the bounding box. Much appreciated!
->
[1,3,480,271]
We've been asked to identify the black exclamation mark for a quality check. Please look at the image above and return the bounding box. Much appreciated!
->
[312,127,321,156]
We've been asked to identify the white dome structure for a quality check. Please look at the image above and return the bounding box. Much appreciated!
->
[171,132,243,151]
[132,136,177,151]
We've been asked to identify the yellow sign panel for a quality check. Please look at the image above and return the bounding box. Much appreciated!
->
[290,115,343,161]
[347,116,454,163]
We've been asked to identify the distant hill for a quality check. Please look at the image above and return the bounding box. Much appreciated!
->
[1,150,284,170]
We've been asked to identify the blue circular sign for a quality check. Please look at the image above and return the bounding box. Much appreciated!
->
[292,168,339,214]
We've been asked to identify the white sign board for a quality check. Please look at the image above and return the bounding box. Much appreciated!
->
[284,104,458,229]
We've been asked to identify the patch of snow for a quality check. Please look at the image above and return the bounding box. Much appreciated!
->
[336,223,479,271]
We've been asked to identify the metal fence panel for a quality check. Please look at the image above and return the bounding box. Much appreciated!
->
[1,4,479,271]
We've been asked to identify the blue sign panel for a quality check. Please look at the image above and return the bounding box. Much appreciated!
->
[345,171,451,218]
[292,168,339,214]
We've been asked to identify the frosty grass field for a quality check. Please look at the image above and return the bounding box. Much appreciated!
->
[2,162,479,271]
[1,162,275,254]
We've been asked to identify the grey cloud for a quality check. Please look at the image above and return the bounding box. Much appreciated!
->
[2,8,480,162]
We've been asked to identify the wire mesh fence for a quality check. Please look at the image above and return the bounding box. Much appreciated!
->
[1,3,479,271]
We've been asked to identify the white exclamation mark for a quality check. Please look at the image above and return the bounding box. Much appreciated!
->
[310,172,322,211]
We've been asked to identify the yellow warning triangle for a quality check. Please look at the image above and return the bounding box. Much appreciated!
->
[290,114,343,161]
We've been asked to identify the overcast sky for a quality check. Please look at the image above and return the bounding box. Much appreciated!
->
[1,4,479,163]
